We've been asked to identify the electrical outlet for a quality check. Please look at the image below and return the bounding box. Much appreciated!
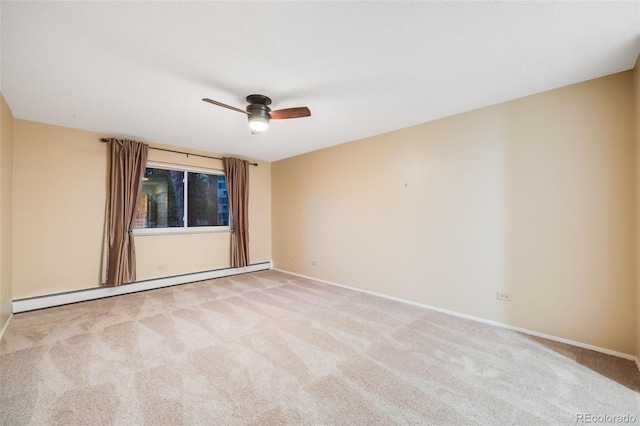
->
[311,260,317,266]
[496,292,512,302]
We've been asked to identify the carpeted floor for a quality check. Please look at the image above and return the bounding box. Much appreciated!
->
[1,270,639,425]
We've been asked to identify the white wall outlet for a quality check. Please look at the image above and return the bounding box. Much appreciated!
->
[311,260,317,266]
[496,292,512,302]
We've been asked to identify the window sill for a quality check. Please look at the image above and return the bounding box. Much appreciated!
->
[132,226,231,236]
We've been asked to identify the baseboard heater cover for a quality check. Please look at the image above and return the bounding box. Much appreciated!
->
[12,262,272,313]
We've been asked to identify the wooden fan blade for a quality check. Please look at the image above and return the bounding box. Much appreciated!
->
[270,107,311,120]
[202,98,248,115]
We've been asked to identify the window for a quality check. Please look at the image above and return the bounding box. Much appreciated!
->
[133,162,229,233]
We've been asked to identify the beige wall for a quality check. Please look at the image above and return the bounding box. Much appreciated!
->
[13,120,271,299]
[0,93,15,330]
[272,71,636,355]
[635,55,640,361]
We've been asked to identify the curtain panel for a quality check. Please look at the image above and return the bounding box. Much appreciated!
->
[104,138,148,286]
[223,157,250,268]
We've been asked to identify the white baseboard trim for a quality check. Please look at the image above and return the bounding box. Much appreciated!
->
[274,268,637,363]
[0,313,13,342]
[13,262,272,313]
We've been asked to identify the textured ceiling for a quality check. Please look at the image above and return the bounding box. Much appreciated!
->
[1,1,639,162]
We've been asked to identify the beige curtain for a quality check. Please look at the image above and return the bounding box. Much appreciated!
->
[223,157,250,268]
[104,138,148,286]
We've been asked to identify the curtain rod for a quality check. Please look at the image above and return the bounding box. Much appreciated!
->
[99,138,258,166]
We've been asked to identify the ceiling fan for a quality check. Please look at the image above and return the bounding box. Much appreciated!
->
[202,94,311,134]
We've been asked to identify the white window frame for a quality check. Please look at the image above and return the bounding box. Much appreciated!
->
[132,161,231,236]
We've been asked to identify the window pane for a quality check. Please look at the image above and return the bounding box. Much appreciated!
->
[135,168,184,228]
[187,173,229,227]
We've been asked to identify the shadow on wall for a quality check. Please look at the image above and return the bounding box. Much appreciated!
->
[503,79,635,360]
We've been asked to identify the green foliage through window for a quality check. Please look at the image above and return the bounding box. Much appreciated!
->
[135,165,229,230]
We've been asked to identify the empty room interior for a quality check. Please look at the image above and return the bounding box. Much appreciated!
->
[1,1,640,424]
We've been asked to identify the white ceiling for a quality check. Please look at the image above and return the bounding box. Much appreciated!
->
[1,1,639,162]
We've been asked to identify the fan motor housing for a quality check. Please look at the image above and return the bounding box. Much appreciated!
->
[246,94,272,119]
[247,104,271,119]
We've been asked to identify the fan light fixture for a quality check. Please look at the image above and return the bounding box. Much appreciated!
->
[248,112,270,133]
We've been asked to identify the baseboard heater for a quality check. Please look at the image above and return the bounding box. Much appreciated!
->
[12,262,272,313]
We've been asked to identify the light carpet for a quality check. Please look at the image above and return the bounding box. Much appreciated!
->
[1,270,639,425]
